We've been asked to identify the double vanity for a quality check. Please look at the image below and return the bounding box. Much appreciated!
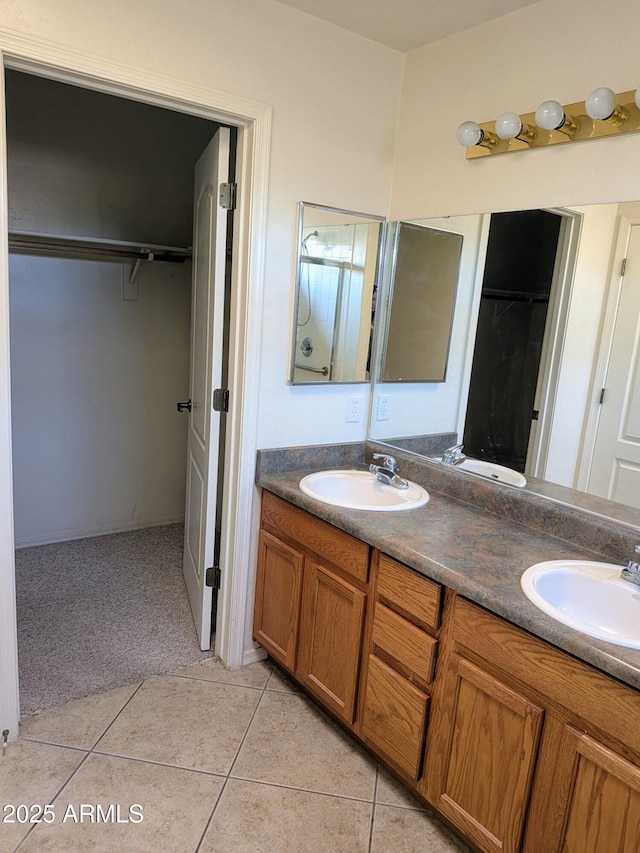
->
[254,442,640,853]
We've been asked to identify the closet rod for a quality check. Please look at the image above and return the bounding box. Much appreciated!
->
[481,288,549,304]
[8,230,192,263]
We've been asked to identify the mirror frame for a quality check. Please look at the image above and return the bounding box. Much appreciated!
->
[289,202,385,386]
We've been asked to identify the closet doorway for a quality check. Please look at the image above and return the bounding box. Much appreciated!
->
[6,70,234,714]
[462,208,579,477]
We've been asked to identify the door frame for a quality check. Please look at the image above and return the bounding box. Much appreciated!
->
[0,30,272,739]
[526,207,583,479]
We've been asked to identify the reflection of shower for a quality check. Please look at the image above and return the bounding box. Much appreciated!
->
[297,230,319,326]
[301,230,319,253]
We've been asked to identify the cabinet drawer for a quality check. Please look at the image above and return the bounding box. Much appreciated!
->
[372,602,438,686]
[377,553,441,630]
[261,491,370,583]
[361,654,429,781]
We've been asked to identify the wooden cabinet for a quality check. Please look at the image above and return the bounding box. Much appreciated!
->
[358,553,441,782]
[424,595,640,853]
[253,491,369,725]
[525,719,640,853]
[254,491,640,853]
[253,529,304,673]
[297,559,366,721]
[424,647,544,852]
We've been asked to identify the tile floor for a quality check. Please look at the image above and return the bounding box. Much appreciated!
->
[2,659,471,852]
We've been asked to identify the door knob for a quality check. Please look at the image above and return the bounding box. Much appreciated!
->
[177,399,192,413]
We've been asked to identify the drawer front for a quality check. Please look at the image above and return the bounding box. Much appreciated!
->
[372,602,438,685]
[377,553,441,630]
[361,654,430,781]
[261,491,370,583]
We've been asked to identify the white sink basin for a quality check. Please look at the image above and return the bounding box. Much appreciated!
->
[457,458,526,487]
[299,469,429,511]
[521,560,640,648]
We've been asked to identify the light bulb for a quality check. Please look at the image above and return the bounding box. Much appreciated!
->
[456,121,483,147]
[635,88,640,110]
[535,100,565,131]
[585,87,617,120]
[495,112,523,140]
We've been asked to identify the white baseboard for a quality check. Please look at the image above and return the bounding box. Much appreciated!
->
[14,515,185,549]
[242,644,268,667]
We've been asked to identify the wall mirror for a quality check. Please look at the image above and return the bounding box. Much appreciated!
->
[381,221,462,382]
[290,202,384,384]
[369,201,640,525]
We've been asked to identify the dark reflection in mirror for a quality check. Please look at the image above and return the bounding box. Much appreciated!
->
[464,211,562,471]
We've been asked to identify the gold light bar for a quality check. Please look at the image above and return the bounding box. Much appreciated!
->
[459,89,640,158]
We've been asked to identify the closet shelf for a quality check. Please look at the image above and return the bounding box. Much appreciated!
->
[8,230,192,264]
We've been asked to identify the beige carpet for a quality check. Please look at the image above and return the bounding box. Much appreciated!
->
[15,524,214,716]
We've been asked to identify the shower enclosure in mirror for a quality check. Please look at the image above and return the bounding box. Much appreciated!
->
[290,203,384,384]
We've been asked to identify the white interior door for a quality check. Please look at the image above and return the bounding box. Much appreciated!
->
[588,223,640,509]
[183,127,230,650]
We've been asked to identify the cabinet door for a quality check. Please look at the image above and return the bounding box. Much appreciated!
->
[361,654,429,780]
[253,530,304,673]
[524,719,640,853]
[425,654,544,853]
[297,559,366,724]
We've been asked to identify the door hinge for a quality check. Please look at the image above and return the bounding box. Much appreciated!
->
[213,388,229,412]
[219,182,237,210]
[599,387,606,405]
[205,566,221,589]
[621,257,627,276]
[531,409,539,421]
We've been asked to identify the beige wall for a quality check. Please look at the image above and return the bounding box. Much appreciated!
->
[392,0,640,220]
[388,0,640,488]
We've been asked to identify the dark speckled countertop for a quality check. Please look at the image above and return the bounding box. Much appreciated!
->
[256,443,640,692]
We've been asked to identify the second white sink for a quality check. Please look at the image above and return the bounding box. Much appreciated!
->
[299,469,429,511]
[457,458,527,487]
[521,560,640,648]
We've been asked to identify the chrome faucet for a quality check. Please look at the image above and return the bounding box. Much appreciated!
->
[369,453,409,490]
[441,444,467,466]
[621,545,640,587]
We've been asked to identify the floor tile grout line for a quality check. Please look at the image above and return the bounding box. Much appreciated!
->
[87,680,146,752]
[224,675,274,781]
[194,670,274,853]
[12,748,94,853]
[17,738,91,753]
[368,764,380,853]
[193,775,230,853]
[86,748,231,778]
[168,673,267,690]
[223,775,380,805]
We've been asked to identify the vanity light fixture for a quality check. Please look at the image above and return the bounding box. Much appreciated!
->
[456,120,498,150]
[534,100,579,136]
[459,86,640,158]
[584,87,628,125]
[494,112,536,143]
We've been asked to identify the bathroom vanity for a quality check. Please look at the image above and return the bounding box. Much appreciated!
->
[254,447,640,853]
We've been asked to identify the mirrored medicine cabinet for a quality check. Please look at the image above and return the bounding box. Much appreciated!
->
[290,203,384,385]
[289,204,462,387]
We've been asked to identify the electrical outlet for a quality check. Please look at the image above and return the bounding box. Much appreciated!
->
[346,395,363,423]
[377,395,390,421]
